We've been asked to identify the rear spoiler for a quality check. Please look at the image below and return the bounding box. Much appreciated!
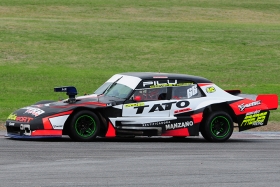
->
[256,94,278,110]
[54,86,78,103]
[226,89,278,110]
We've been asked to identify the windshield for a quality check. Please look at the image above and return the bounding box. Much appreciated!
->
[94,82,111,95]
[104,83,133,99]
[93,74,141,98]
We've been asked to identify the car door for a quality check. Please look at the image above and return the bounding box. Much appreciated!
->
[168,83,204,114]
[122,87,170,117]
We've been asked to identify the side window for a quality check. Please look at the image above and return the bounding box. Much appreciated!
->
[172,84,202,99]
[130,87,167,101]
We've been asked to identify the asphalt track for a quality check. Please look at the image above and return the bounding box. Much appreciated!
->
[1,131,280,187]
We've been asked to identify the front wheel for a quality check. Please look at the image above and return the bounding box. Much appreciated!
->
[68,110,100,141]
[200,111,233,142]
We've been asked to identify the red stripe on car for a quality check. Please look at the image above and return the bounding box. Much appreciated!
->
[105,122,116,137]
[162,128,189,136]
[42,110,73,129]
[31,130,62,136]
[192,113,203,124]
[229,99,267,115]
[198,83,213,87]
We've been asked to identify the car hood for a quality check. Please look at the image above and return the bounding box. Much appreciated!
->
[7,94,124,122]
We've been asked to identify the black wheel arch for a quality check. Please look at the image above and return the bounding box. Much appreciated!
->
[199,102,237,134]
[199,103,236,142]
[62,107,108,136]
[202,102,237,123]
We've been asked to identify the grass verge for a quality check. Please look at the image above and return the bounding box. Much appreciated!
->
[0,0,279,126]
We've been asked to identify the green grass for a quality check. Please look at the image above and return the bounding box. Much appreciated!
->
[0,0,280,122]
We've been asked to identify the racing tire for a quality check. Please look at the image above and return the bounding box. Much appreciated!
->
[200,111,233,142]
[68,110,100,142]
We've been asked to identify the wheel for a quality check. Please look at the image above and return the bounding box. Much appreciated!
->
[68,110,100,141]
[200,111,233,142]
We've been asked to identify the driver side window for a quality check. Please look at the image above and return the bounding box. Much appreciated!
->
[172,84,202,99]
[130,87,167,101]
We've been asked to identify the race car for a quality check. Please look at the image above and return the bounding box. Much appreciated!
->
[5,72,278,142]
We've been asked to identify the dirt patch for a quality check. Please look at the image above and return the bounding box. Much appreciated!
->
[0,123,6,131]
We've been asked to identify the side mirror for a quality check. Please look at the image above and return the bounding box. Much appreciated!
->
[134,95,142,102]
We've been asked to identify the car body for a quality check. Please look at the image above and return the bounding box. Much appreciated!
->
[5,72,278,142]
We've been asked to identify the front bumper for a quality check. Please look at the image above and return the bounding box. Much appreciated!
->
[5,122,62,139]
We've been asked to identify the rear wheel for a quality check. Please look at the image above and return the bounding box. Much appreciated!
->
[69,110,100,141]
[200,111,233,142]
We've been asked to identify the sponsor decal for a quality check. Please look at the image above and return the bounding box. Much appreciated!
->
[143,121,170,127]
[246,110,260,116]
[23,107,45,117]
[143,80,192,88]
[20,124,31,135]
[53,125,63,128]
[206,86,216,93]
[133,100,190,114]
[241,111,267,126]
[165,121,193,130]
[16,116,33,123]
[174,108,191,114]
[238,101,261,111]
[124,102,145,107]
[7,113,34,123]
[7,114,34,123]
[8,122,15,126]
[187,85,198,98]
[7,113,17,120]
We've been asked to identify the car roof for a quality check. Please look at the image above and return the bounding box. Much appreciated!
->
[119,72,212,83]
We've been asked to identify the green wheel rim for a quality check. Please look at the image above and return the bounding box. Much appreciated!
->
[74,115,96,138]
[210,116,230,138]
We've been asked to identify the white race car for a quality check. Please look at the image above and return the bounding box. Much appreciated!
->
[5,72,278,142]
